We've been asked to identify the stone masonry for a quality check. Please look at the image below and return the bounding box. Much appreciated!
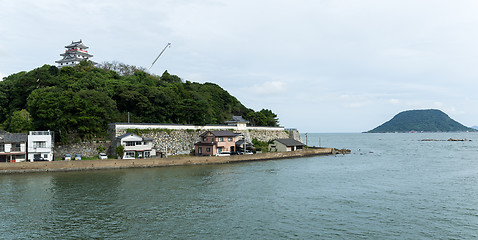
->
[113,127,302,156]
[55,123,303,158]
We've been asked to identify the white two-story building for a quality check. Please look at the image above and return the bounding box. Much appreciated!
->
[27,131,54,161]
[116,133,156,159]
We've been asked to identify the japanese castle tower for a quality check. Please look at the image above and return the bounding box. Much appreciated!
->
[55,40,95,68]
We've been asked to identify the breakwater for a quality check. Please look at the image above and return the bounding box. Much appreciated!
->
[0,148,336,174]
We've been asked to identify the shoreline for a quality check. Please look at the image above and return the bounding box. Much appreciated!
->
[0,148,341,174]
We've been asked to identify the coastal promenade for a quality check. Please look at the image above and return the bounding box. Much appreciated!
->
[0,148,339,174]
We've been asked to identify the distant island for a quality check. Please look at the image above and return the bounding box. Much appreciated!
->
[367,109,476,133]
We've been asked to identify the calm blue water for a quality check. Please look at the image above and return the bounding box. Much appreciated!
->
[1,133,478,239]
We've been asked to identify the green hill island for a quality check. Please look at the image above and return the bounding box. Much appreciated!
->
[367,109,476,133]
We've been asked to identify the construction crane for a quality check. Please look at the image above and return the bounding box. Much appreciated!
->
[148,42,171,71]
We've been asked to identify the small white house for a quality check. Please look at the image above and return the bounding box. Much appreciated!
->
[116,133,156,159]
[27,131,54,161]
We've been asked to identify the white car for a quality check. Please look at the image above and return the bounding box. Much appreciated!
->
[237,151,253,155]
[216,152,231,156]
[99,153,107,160]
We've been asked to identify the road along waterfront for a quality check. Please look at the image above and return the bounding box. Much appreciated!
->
[0,148,338,174]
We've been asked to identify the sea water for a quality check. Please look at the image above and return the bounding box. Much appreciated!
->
[1,133,477,239]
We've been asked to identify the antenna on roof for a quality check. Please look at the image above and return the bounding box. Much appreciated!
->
[148,42,171,71]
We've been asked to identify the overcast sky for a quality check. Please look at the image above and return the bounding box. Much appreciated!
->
[2,0,478,132]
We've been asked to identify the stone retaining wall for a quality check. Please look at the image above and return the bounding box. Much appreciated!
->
[125,128,300,156]
[55,141,112,160]
[54,125,302,158]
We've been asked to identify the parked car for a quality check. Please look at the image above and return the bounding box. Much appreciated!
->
[74,153,81,161]
[237,151,253,155]
[64,154,71,161]
[33,155,46,161]
[99,153,107,160]
[216,151,231,156]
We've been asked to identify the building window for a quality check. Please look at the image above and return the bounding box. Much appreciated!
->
[136,141,142,145]
[125,151,135,158]
[218,137,224,142]
[206,147,210,152]
[203,137,207,142]
[0,144,4,152]
[198,147,202,154]
[13,143,21,152]
[144,151,151,158]
[44,154,48,159]
[228,137,233,142]
[125,141,135,146]
[33,141,46,148]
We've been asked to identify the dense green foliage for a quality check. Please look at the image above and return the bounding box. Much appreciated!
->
[0,61,279,142]
[367,109,476,133]
[251,138,274,153]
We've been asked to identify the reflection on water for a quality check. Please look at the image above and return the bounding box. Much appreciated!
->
[1,133,478,239]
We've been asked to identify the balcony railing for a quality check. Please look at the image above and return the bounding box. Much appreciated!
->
[29,131,52,135]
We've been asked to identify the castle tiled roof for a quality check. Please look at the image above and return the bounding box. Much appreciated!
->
[225,116,249,124]
[200,131,239,137]
[65,40,88,49]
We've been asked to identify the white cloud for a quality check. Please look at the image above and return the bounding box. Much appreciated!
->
[249,81,286,95]
[388,99,401,105]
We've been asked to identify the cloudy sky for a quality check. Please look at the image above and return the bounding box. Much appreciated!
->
[2,0,478,132]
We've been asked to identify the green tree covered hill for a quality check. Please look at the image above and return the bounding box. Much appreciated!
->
[367,109,475,133]
[0,61,279,142]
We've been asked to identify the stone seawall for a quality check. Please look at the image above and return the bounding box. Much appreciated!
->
[119,128,301,156]
[0,148,334,174]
